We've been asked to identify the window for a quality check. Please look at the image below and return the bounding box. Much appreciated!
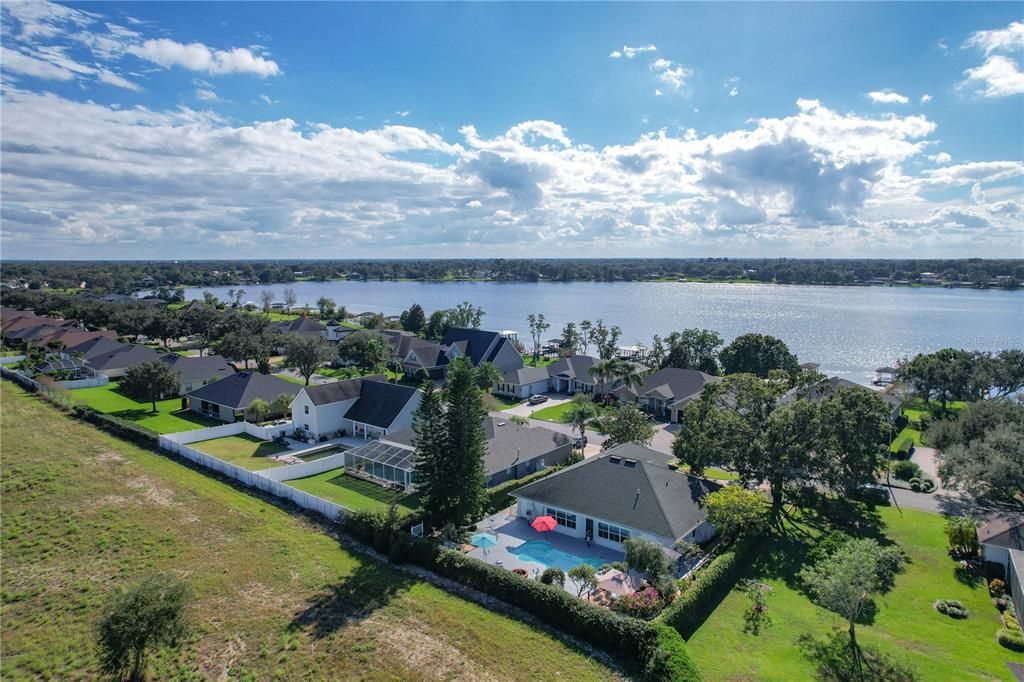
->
[598,522,630,544]
[545,507,577,529]
[304,405,309,414]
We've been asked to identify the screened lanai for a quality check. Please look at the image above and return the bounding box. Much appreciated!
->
[345,440,417,489]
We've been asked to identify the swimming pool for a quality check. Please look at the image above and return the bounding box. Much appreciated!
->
[509,540,606,572]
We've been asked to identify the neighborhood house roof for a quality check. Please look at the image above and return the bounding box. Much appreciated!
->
[343,380,419,429]
[511,443,722,540]
[779,376,902,410]
[978,516,1024,550]
[187,371,300,409]
[440,328,504,366]
[273,317,326,336]
[612,367,721,408]
[387,416,571,479]
[67,337,127,360]
[546,355,598,382]
[501,366,550,385]
[301,374,387,406]
[86,344,162,372]
[160,354,235,384]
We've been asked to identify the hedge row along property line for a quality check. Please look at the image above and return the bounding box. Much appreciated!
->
[345,510,703,682]
[660,537,760,639]
[2,372,702,681]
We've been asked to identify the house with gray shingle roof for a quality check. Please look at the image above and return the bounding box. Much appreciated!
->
[289,375,421,439]
[160,353,235,395]
[511,443,721,550]
[186,371,300,422]
[382,414,573,486]
[611,367,722,421]
[402,327,524,380]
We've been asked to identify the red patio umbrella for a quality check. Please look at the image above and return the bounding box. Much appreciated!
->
[531,515,557,532]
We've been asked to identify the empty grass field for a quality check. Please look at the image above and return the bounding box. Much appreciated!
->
[69,382,220,434]
[528,401,574,423]
[0,381,619,681]
[686,505,1023,681]
[287,468,419,514]
[190,433,288,470]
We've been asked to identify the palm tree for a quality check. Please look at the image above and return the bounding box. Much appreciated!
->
[588,358,620,393]
[474,361,503,393]
[564,393,598,446]
[612,359,644,390]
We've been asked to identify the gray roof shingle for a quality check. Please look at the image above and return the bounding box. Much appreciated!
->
[160,353,235,384]
[187,371,300,409]
[511,443,721,540]
[302,374,387,406]
[342,380,419,429]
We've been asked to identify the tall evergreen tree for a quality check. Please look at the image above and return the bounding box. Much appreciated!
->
[411,383,449,526]
[442,357,488,526]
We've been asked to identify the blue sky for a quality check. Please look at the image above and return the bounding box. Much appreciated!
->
[1,1,1022,259]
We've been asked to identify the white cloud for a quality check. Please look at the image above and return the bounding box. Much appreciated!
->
[654,88,663,97]
[396,110,411,117]
[960,55,1024,97]
[970,183,986,204]
[867,89,909,104]
[920,94,932,104]
[729,87,739,97]
[609,44,656,59]
[126,39,281,77]
[964,21,1024,55]
[259,94,280,105]
[1,88,1018,258]
[0,46,75,81]
[649,58,691,91]
[928,152,951,164]
[195,88,219,101]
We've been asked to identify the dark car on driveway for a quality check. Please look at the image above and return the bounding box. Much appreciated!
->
[528,394,549,405]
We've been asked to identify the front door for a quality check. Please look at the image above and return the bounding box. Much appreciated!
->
[585,518,594,542]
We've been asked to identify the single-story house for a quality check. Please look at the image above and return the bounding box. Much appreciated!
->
[612,367,722,421]
[289,374,421,440]
[160,353,235,395]
[83,343,163,378]
[979,515,1024,569]
[511,443,721,551]
[779,375,902,420]
[495,366,551,399]
[186,371,301,422]
[29,327,117,350]
[545,355,620,396]
[381,415,573,487]
[273,316,327,341]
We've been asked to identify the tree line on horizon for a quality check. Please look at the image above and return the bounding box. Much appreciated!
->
[3,257,1022,293]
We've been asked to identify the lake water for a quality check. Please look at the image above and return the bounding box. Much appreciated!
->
[186,281,1023,386]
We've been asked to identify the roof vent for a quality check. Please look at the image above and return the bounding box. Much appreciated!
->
[609,456,622,464]
[623,459,638,468]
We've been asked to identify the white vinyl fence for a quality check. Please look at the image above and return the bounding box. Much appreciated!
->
[57,375,109,389]
[260,452,347,482]
[158,432,351,521]
[0,355,26,366]
[160,419,293,445]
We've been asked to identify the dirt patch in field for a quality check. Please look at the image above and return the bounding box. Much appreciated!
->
[368,614,501,681]
[126,475,175,507]
[95,450,125,464]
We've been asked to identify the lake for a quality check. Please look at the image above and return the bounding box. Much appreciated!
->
[185,281,1023,386]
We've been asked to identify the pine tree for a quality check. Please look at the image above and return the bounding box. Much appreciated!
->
[411,383,448,526]
[442,357,488,526]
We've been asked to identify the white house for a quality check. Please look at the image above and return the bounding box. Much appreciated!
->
[290,374,421,440]
[979,515,1024,570]
[510,443,721,552]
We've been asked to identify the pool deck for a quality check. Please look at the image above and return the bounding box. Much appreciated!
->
[469,512,625,593]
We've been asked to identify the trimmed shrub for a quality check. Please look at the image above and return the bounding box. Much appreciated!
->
[909,478,923,492]
[892,460,922,481]
[539,567,565,587]
[990,578,1006,597]
[661,538,758,638]
[644,623,703,682]
[893,437,914,459]
[485,467,562,514]
[997,628,1024,652]
[920,478,936,493]
[934,599,970,619]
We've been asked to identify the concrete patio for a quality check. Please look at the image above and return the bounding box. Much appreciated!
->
[469,511,626,594]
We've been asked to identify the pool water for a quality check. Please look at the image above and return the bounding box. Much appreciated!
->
[509,540,606,572]
[297,446,347,462]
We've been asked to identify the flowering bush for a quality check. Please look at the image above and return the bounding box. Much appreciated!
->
[612,588,663,619]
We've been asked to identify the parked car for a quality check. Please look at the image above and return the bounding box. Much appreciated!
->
[528,394,549,405]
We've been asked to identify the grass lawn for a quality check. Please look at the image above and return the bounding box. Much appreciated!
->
[315,366,405,383]
[686,505,1024,680]
[890,424,925,452]
[69,382,220,434]
[0,382,618,681]
[287,468,419,514]
[529,401,575,423]
[190,433,288,470]
[678,464,740,481]
[487,393,524,410]
[523,356,557,368]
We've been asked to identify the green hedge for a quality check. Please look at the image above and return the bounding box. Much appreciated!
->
[485,466,562,514]
[644,623,703,681]
[343,510,701,680]
[661,539,757,638]
[72,406,159,446]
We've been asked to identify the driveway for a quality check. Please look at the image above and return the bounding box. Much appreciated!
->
[911,446,945,491]
[501,393,573,418]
